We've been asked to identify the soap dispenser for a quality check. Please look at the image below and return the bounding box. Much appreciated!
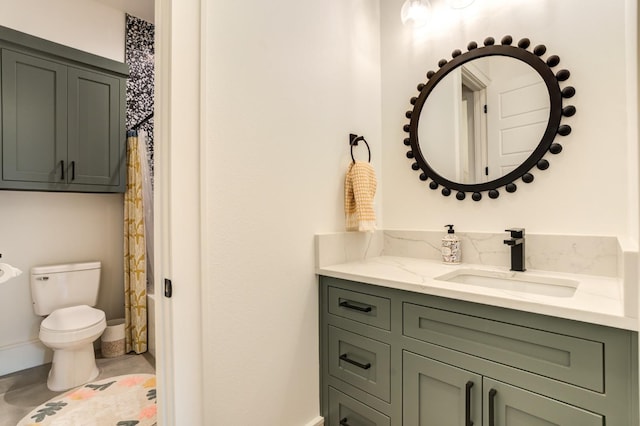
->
[442,224,461,264]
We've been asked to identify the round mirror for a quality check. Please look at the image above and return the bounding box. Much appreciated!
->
[403,36,576,201]
[419,56,550,184]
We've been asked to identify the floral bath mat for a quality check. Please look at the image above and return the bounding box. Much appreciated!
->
[17,374,156,426]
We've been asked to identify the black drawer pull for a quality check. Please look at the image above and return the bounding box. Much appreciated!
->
[60,160,65,180]
[339,353,371,370]
[71,161,75,180]
[488,388,497,426]
[339,300,372,313]
[339,418,350,426]
[465,381,474,426]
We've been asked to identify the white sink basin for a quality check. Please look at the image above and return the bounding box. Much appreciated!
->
[434,269,578,297]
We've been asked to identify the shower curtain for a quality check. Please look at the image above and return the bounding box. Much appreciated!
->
[124,131,147,354]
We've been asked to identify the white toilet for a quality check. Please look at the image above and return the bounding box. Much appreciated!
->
[30,261,107,391]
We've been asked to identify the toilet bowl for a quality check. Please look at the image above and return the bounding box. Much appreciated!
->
[30,261,106,391]
[39,305,107,391]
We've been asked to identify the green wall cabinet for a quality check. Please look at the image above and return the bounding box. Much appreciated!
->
[0,26,128,193]
[319,276,639,426]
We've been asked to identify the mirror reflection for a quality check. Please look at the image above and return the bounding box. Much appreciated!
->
[418,56,550,184]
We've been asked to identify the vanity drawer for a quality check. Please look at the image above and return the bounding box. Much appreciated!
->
[329,325,391,402]
[403,303,604,392]
[328,286,391,330]
[328,387,390,426]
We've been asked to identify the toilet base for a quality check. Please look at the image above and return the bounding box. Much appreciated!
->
[46,343,100,391]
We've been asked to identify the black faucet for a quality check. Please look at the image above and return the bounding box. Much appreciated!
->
[503,228,526,272]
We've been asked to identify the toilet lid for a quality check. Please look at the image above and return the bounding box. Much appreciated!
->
[41,305,105,332]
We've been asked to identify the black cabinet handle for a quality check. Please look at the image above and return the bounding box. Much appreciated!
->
[339,418,350,426]
[488,388,497,426]
[71,161,75,180]
[339,353,371,370]
[339,300,372,313]
[465,381,474,426]
[60,160,65,180]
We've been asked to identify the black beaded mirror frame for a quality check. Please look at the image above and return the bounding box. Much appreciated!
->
[403,36,576,201]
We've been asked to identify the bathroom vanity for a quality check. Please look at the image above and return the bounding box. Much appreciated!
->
[317,232,639,426]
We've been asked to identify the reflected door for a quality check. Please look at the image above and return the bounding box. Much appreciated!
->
[486,68,549,180]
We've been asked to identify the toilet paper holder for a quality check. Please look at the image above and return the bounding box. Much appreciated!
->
[0,253,24,284]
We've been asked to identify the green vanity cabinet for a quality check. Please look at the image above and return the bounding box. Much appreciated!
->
[403,352,602,426]
[0,26,128,193]
[403,352,482,426]
[328,387,390,426]
[481,378,602,426]
[319,276,639,426]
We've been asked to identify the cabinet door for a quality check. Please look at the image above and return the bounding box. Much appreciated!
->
[483,378,603,426]
[67,67,121,187]
[1,49,67,185]
[328,285,391,330]
[329,326,391,402]
[403,351,481,426]
[328,387,390,426]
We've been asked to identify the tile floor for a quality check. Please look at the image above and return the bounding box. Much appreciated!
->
[0,352,155,426]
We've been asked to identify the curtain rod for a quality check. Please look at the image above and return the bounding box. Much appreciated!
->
[131,112,154,131]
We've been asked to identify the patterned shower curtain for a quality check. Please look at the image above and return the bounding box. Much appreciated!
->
[124,132,147,354]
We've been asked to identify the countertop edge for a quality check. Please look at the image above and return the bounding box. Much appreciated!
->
[317,265,639,332]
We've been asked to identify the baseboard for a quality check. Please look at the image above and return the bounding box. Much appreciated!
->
[304,416,324,426]
[0,339,52,376]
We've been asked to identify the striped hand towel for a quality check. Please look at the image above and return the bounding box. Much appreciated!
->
[344,161,377,232]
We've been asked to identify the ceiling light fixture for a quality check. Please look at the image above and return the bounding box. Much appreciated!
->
[401,0,431,28]
[446,0,475,9]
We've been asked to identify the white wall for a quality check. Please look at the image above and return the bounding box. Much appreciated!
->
[0,0,126,374]
[421,69,460,180]
[201,0,381,424]
[0,0,125,62]
[381,0,637,239]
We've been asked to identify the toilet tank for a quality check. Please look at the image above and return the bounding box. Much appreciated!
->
[30,261,101,316]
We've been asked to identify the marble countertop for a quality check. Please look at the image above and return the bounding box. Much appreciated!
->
[317,256,638,331]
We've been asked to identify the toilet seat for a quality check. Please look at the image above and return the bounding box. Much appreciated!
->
[40,305,106,345]
[41,305,105,331]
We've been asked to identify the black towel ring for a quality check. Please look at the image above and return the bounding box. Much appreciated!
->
[349,133,371,163]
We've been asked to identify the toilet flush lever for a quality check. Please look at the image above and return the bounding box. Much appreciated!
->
[164,278,173,298]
